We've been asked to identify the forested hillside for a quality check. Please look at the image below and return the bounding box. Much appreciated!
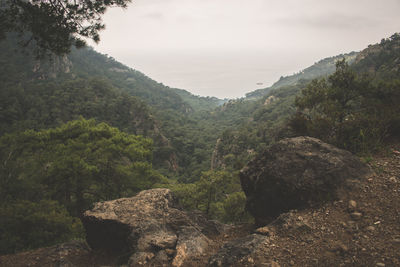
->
[1,32,400,255]
[209,33,400,173]
[245,52,358,99]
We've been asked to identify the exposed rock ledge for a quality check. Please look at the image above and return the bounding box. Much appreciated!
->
[82,188,225,267]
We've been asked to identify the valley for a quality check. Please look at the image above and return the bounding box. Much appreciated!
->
[0,31,400,266]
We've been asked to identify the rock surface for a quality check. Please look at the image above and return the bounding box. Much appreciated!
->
[82,188,221,267]
[240,136,370,224]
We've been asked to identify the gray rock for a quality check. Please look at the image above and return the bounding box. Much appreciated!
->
[240,136,370,224]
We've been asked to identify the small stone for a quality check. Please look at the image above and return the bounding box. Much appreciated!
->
[165,249,175,256]
[376,263,385,267]
[330,242,348,255]
[392,239,400,244]
[351,212,363,220]
[339,244,348,253]
[389,177,397,183]
[255,226,274,236]
[289,260,295,266]
[270,260,280,267]
[366,226,375,232]
[348,200,357,211]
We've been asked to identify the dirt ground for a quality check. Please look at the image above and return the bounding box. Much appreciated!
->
[245,147,400,267]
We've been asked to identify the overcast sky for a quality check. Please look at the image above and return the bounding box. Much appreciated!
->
[91,0,400,99]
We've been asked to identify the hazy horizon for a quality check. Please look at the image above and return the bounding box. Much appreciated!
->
[91,0,400,99]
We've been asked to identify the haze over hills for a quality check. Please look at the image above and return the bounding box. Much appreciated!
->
[1,32,400,260]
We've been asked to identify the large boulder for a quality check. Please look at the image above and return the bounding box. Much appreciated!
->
[240,136,370,225]
[82,188,223,266]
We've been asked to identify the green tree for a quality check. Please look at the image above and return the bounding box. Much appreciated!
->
[291,60,400,153]
[0,0,131,55]
[170,170,250,223]
[0,200,84,254]
[0,118,163,216]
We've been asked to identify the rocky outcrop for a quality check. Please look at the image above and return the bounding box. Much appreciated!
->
[82,188,223,267]
[264,95,278,106]
[211,138,224,170]
[33,54,73,79]
[240,136,370,225]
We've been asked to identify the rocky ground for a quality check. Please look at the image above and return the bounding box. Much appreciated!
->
[1,146,399,266]
[209,148,400,266]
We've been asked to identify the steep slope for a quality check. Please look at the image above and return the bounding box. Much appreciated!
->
[0,35,225,176]
[0,36,174,169]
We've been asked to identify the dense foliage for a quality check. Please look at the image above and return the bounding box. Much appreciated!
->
[291,59,400,153]
[171,170,251,223]
[1,32,400,255]
[0,0,131,55]
[0,119,163,253]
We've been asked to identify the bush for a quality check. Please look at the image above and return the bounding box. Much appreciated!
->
[0,200,84,255]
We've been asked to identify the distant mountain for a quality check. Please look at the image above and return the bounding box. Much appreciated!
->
[245,52,359,99]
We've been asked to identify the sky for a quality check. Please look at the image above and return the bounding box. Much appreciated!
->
[91,0,400,99]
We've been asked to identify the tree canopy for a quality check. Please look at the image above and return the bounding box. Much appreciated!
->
[0,118,165,253]
[291,60,400,153]
[0,0,131,55]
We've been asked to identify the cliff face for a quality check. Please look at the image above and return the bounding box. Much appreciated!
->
[32,54,73,79]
